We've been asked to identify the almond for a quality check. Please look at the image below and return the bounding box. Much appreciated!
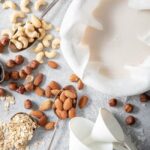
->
[69,74,79,82]
[24,82,35,92]
[30,110,43,119]
[63,98,72,111]
[45,122,55,130]
[51,89,60,96]
[34,73,44,86]
[35,87,45,96]
[55,99,63,110]
[64,90,77,99]
[68,108,76,119]
[39,99,53,111]
[48,81,61,90]
[48,61,59,69]
[45,86,52,98]
[59,91,66,102]
[38,115,48,127]
[56,109,67,120]
[77,80,84,90]
[78,96,89,109]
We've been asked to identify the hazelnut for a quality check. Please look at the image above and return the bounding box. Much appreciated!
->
[0,42,4,53]
[19,70,27,79]
[24,82,35,92]
[8,82,18,90]
[24,99,32,109]
[140,93,149,102]
[0,88,5,96]
[15,55,24,65]
[1,36,9,46]
[108,98,117,107]
[4,71,10,81]
[16,85,26,94]
[6,59,16,68]
[124,103,134,113]
[10,71,19,80]
[29,60,39,69]
[125,115,136,125]
[24,66,32,75]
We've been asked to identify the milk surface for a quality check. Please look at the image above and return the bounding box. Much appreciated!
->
[82,0,150,78]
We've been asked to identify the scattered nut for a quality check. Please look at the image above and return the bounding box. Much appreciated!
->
[48,61,59,69]
[124,103,134,113]
[8,82,18,90]
[10,71,19,80]
[24,66,32,75]
[0,88,5,96]
[69,74,79,82]
[140,93,149,102]
[78,96,88,109]
[108,98,117,107]
[68,108,76,119]
[1,36,9,46]
[30,110,43,119]
[125,115,136,125]
[39,99,53,111]
[51,38,60,49]
[35,87,45,96]
[16,85,26,94]
[15,55,24,65]
[45,86,52,98]
[24,99,32,109]
[45,122,55,130]
[77,80,84,90]
[4,71,10,81]
[29,60,39,69]
[0,42,4,53]
[48,81,61,90]
[38,115,48,127]
[19,70,27,79]
[33,73,44,86]
[6,59,16,68]
[24,82,34,91]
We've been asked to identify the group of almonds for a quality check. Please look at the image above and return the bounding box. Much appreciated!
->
[108,93,150,126]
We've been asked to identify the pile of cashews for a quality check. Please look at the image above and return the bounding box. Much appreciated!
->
[0,0,61,64]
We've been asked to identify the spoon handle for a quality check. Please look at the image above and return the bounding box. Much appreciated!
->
[40,0,60,19]
[47,119,60,150]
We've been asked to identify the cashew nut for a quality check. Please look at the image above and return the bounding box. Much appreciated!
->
[20,0,31,13]
[2,1,17,10]
[1,29,13,38]
[52,38,60,49]
[12,30,24,39]
[38,28,46,40]
[11,11,25,23]
[12,23,24,31]
[18,36,29,48]
[25,22,35,31]
[42,34,53,47]
[31,15,41,28]
[11,39,23,50]
[33,43,44,52]
[35,51,45,63]
[42,20,52,30]
[45,50,57,59]
[25,30,39,38]
[34,0,47,11]
[29,38,34,43]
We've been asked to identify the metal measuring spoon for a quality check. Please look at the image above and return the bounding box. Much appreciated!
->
[47,85,78,150]
[9,0,60,52]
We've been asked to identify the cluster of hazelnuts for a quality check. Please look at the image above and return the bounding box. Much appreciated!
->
[4,55,40,94]
[108,93,150,126]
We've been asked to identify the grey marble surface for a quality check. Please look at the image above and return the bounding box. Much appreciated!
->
[0,0,149,150]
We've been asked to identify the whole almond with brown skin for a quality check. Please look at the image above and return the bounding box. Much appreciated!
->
[35,87,45,96]
[51,89,60,96]
[45,86,52,98]
[56,109,67,120]
[38,115,48,127]
[34,73,44,86]
[60,91,66,102]
[30,110,43,119]
[55,99,63,110]
[39,99,53,111]
[63,98,73,111]
[77,80,84,90]
[78,96,89,109]
[49,81,61,90]
[48,61,59,69]
[24,82,34,91]
[68,108,76,119]
[69,74,79,82]
[45,122,55,130]
[64,90,77,99]
[24,99,32,109]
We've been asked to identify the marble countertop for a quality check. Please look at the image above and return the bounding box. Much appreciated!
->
[0,0,149,150]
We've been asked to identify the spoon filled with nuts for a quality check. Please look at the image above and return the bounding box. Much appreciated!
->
[9,0,60,52]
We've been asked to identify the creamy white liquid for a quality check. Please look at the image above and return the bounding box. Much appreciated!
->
[82,0,150,78]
